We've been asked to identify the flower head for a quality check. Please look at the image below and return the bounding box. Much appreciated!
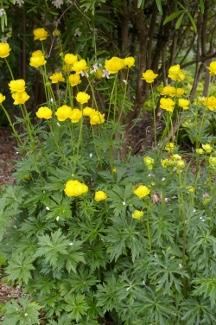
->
[0,93,5,104]
[0,42,11,58]
[29,50,46,68]
[132,210,144,220]
[160,85,176,97]
[8,79,26,93]
[36,106,52,119]
[64,180,88,197]
[49,72,65,83]
[68,74,81,87]
[12,91,30,105]
[203,96,216,111]
[94,190,107,202]
[64,53,78,65]
[207,61,216,75]
[70,108,82,123]
[72,59,87,74]
[134,185,150,198]
[76,91,90,104]
[165,142,176,152]
[33,28,48,41]
[209,156,216,167]
[202,143,213,153]
[83,106,94,116]
[105,57,125,74]
[143,156,154,170]
[141,69,158,83]
[55,105,73,121]
[89,111,105,125]
[124,57,135,68]
[178,98,190,110]
[160,98,175,112]
[168,64,185,81]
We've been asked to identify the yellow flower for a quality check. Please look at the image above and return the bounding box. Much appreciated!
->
[76,91,90,104]
[64,53,78,65]
[160,98,175,112]
[141,69,158,83]
[133,185,150,198]
[160,85,176,97]
[196,148,204,154]
[36,106,52,119]
[203,96,216,111]
[53,29,60,36]
[8,79,26,93]
[176,159,186,169]
[68,74,81,87]
[83,106,94,116]
[70,108,82,123]
[33,28,48,41]
[49,72,65,83]
[94,190,107,202]
[55,105,73,121]
[175,88,185,97]
[64,180,88,197]
[132,210,143,220]
[209,155,216,167]
[29,50,46,68]
[165,142,175,152]
[207,61,216,75]
[186,186,195,193]
[143,156,154,170]
[168,64,185,81]
[0,93,5,104]
[0,42,11,58]
[161,158,171,168]
[202,143,213,153]
[171,154,182,161]
[178,98,190,110]
[124,56,135,68]
[12,91,30,105]
[89,111,105,125]
[112,167,117,173]
[72,59,87,74]
[105,57,125,74]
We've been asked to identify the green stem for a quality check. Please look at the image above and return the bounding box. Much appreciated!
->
[0,104,23,146]
[146,206,152,251]
[4,58,14,79]
[150,83,157,146]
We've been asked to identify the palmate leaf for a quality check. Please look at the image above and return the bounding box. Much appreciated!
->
[34,229,70,269]
[64,294,89,322]
[192,277,216,308]
[5,253,35,285]
[2,297,41,325]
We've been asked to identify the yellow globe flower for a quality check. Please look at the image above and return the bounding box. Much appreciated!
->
[105,57,125,74]
[49,72,65,83]
[94,190,107,202]
[141,69,158,83]
[68,74,81,87]
[133,185,150,198]
[209,156,216,167]
[168,64,185,81]
[33,28,48,41]
[29,50,47,68]
[83,106,95,116]
[36,106,52,119]
[76,91,90,104]
[132,210,144,220]
[207,61,216,75]
[0,42,11,58]
[72,59,87,74]
[55,105,73,121]
[70,108,82,123]
[160,98,175,112]
[143,156,154,170]
[12,91,30,105]
[160,85,176,97]
[202,143,213,153]
[124,56,135,68]
[0,93,5,104]
[64,53,78,65]
[175,88,185,97]
[8,79,26,93]
[64,180,88,197]
[196,148,204,154]
[203,96,216,111]
[178,98,190,110]
[89,111,105,125]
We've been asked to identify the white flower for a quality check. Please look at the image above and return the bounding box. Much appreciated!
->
[102,69,110,79]
[14,0,24,6]
[46,206,50,210]
[0,9,6,17]
[51,0,64,8]
[74,28,82,37]
[56,216,60,221]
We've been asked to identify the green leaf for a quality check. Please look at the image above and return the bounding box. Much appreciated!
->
[163,10,184,25]
[5,254,35,285]
[137,0,145,9]
[155,0,163,15]
[199,0,205,14]
[175,12,185,29]
[64,294,89,322]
